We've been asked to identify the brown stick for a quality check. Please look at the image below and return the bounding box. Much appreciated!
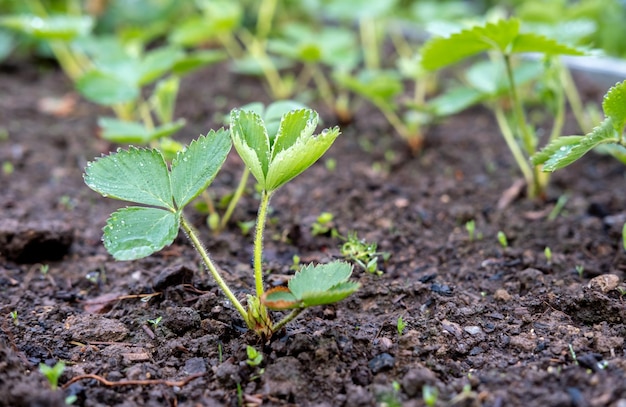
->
[62,372,205,389]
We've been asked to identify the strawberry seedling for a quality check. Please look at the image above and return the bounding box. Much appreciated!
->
[84,108,359,338]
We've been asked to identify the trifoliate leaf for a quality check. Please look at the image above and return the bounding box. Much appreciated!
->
[230,109,271,187]
[288,262,354,299]
[265,126,340,192]
[421,19,521,71]
[602,80,626,132]
[103,207,179,260]
[171,129,232,208]
[84,147,174,210]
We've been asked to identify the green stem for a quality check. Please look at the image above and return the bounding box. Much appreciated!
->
[253,190,272,298]
[219,167,250,231]
[360,17,380,70]
[560,63,590,133]
[179,215,248,322]
[271,308,305,333]
[503,54,535,154]
[256,0,278,40]
[493,103,534,186]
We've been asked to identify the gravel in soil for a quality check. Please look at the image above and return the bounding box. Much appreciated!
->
[1,61,626,407]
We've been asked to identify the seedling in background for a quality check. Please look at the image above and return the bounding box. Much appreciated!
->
[465,220,476,242]
[311,212,337,237]
[39,361,66,391]
[420,18,584,198]
[423,385,439,407]
[544,247,553,263]
[85,108,359,338]
[246,345,263,367]
[497,231,508,248]
[396,315,406,336]
[147,316,162,329]
[9,310,18,326]
[340,232,390,276]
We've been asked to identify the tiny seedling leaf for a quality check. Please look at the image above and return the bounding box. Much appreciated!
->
[271,109,318,159]
[104,207,179,260]
[171,129,232,208]
[97,117,186,144]
[84,147,174,210]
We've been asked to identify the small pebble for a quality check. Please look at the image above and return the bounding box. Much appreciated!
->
[588,274,620,293]
[368,353,395,374]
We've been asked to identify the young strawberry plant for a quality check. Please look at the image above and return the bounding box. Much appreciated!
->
[84,108,359,338]
[420,18,585,198]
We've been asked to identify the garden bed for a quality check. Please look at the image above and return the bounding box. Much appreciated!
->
[1,60,625,407]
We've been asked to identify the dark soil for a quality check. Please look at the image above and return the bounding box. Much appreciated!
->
[1,60,626,407]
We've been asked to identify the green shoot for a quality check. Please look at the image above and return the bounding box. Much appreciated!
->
[340,232,390,276]
[147,316,162,329]
[421,18,584,198]
[497,231,508,248]
[311,212,336,236]
[40,264,49,275]
[290,254,301,272]
[544,247,553,263]
[10,310,18,326]
[423,385,439,407]
[39,361,66,391]
[246,345,263,367]
[465,220,476,242]
[548,194,568,221]
[397,315,406,336]
[85,108,359,338]
[575,265,584,278]
[623,223,626,252]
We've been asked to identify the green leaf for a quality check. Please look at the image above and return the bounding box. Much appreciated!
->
[271,109,318,158]
[230,109,271,187]
[533,119,620,171]
[172,50,227,76]
[84,147,174,210]
[603,80,626,131]
[151,76,180,124]
[421,19,521,71]
[77,70,139,105]
[510,33,585,55]
[103,207,179,260]
[97,117,185,144]
[171,129,232,208]
[334,70,403,107]
[265,126,340,192]
[138,46,185,86]
[289,262,354,299]
[428,86,484,116]
[299,281,361,307]
[261,287,301,310]
[0,15,93,40]
[420,18,583,71]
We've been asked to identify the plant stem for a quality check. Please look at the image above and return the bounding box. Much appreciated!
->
[493,103,533,185]
[219,167,250,231]
[271,308,304,332]
[253,190,272,298]
[503,54,535,154]
[179,215,248,321]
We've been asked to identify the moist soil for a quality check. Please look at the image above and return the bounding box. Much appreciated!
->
[1,60,626,407]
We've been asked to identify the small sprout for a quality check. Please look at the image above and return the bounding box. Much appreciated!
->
[39,361,66,390]
[207,212,220,231]
[246,345,263,367]
[147,316,162,329]
[548,195,568,221]
[325,158,337,172]
[237,220,255,235]
[40,264,50,275]
[544,247,553,263]
[465,220,476,242]
[2,161,13,175]
[379,380,402,407]
[575,265,584,278]
[10,310,18,326]
[396,315,406,336]
[218,342,223,364]
[497,231,508,248]
[290,254,301,271]
[311,212,335,236]
[569,343,578,365]
[622,223,626,252]
[422,385,439,407]
[340,232,390,276]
